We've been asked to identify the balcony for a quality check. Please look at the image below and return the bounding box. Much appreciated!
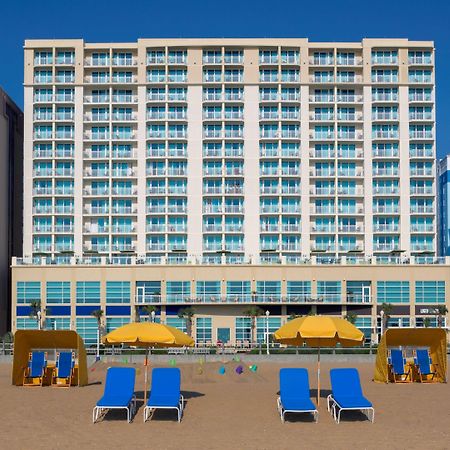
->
[410,206,434,214]
[410,224,434,233]
[310,57,334,66]
[410,169,433,177]
[373,206,399,214]
[373,224,399,233]
[112,95,138,103]
[112,57,137,67]
[410,187,434,195]
[309,95,334,103]
[372,93,398,102]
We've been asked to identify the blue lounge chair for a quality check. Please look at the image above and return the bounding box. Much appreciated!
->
[277,368,318,423]
[144,368,184,422]
[389,348,411,383]
[327,368,374,423]
[23,351,47,386]
[93,367,136,423]
[414,348,438,383]
[52,351,75,387]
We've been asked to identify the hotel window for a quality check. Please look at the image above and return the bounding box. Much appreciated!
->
[166,317,187,333]
[34,51,53,65]
[235,317,252,342]
[317,281,341,302]
[46,281,71,304]
[166,281,190,303]
[371,50,398,64]
[17,282,41,304]
[91,52,109,66]
[76,282,100,304]
[346,281,371,303]
[196,317,212,343]
[415,281,445,304]
[196,281,221,302]
[106,317,130,333]
[46,318,71,330]
[76,318,97,345]
[226,281,251,302]
[147,50,165,64]
[377,281,410,304]
[16,318,39,330]
[106,281,130,304]
[256,281,281,301]
[56,51,74,65]
[256,317,282,343]
[415,317,440,328]
[286,281,311,302]
[354,318,372,340]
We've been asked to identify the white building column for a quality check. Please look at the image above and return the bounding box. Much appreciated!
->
[243,85,260,262]
[186,85,203,258]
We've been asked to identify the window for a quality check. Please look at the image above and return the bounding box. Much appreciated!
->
[16,318,39,330]
[106,317,130,333]
[226,281,251,302]
[76,282,100,304]
[256,317,282,343]
[196,281,221,301]
[256,281,281,301]
[46,282,71,304]
[76,318,98,345]
[136,281,161,303]
[317,281,341,302]
[286,281,311,302]
[196,317,212,343]
[166,281,190,302]
[46,317,71,330]
[354,317,372,340]
[415,281,445,304]
[377,281,410,304]
[166,317,187,333]
[106,281,130,304]
[235,317,252,342]
[17,282,41,304]
[346,281,371,303]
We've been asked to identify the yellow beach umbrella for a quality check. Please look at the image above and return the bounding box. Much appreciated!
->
[274,316,364,404]
[103,322,194,402]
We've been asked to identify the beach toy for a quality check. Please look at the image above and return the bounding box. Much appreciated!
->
[249,365,257,372]
[235,365,244,375]
[218,366,226,375]
[233,356,240,362]
[169,358,177,367]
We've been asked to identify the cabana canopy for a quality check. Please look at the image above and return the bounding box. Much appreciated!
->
[12,330,88,386]
[374,328,447,383]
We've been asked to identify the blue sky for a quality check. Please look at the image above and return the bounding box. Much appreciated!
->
[1,0,449,157]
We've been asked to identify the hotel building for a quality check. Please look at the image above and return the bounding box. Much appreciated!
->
[13,38,448,344]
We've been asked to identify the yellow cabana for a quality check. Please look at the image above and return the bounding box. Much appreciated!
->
[374,328,447,383]
[12,330,88,386]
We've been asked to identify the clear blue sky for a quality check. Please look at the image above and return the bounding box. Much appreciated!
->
[1,0,449,157]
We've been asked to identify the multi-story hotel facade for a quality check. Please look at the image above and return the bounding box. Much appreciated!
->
[13,38,448,344]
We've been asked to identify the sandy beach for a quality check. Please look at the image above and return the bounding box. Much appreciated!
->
[1,358,449,450]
